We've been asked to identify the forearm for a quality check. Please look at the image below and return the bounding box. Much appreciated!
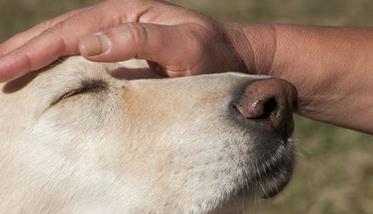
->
[237,24,373,133]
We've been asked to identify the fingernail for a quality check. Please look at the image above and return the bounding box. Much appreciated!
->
[80,33,111,56]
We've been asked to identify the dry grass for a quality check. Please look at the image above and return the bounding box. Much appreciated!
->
[1,0,372,213]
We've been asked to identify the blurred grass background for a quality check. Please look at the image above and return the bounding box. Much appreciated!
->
[1,0,372,213]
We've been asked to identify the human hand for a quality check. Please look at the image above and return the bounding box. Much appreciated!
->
[0,0,251,82]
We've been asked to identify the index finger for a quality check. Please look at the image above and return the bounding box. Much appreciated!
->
[0,7,89,56]
[0,2,125,82]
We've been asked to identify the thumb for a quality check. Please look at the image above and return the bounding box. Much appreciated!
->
[79,22,205,73]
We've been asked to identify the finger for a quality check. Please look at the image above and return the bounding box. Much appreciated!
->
[0,2,126,82]
[0,30,67,82]
[79,23,204,75]
[0,7,89,55]
[0,0,199,82]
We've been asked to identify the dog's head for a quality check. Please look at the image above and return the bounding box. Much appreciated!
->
[0,56,297,213]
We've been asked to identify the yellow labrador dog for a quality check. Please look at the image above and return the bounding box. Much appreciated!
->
[0,56,297,214]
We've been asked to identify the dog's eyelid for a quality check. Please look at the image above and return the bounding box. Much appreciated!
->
[80,79,108,92]
[50,79,108,106]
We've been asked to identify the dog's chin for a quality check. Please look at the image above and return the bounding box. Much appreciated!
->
[258,161,294,199]
[245,137,295,197]
[209,138,295,214]
[255,138,295,199]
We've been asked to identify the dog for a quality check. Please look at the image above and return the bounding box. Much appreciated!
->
[0,56,297,214]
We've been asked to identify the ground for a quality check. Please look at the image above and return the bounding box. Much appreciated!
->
[1,0,372,213]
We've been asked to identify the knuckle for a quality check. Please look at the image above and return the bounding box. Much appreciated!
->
[36,20,54,30]
[48,22,65,33]
[125,23,148,45]
[23,53,32,71]
[42,22,64,38]
[192,38,206,53]
[39,22,66,53]
[186,33,206,55]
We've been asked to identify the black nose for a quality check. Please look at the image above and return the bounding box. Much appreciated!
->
[234,78,298,135]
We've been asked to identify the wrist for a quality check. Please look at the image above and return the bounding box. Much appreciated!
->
[223,22,277,75]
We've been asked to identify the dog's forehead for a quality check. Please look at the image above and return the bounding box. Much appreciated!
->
[0,57,155,95]
[45,57,161,82]
[0,56,269,102]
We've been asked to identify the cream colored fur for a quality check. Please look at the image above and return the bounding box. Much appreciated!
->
[0,57,294,214]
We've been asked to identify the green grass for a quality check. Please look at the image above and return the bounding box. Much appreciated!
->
[1,0,372,213]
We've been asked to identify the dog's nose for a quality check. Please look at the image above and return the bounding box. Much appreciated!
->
[234,78,298,135]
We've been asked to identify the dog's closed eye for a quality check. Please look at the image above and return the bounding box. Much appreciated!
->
[50,80,108,106]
